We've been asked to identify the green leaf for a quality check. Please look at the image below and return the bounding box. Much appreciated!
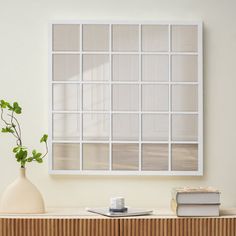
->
[32,149,37,156]
[1,128,7,133]
[0,100,9,109]
[0,100,5,108]
[15,149,28,161]
[22,150,27,157]
[40,134,48,143]
[15,152,22,161]
[13,102,22,114]
[6,104,13,111]
[15,107,21,114]
[13,102,18,109]
[27,157,33,162]
[36,158,43,163]
[2,127,14,133]
[35,153,42,159]
[13,146,20,153]
[13,146,27,153]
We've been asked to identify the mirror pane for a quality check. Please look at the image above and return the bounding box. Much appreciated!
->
[113,85,139,111]
[142,144,168,171]
[53,54,80,81]
[112,25,139,51]
[172,55,198,82]
[142,25,169,51]
[142,85,168,111]
[172,85,198,112]
[83,24,109,51]
[53,24,80,51]
[83,114,109,141]
[142,55,169,82]
[172,114,198,141]
[112,114,139,141]
[53,84,79,111]
[83,54,109,81]
[83,84,109,111]
[83,144,109,170]
[172,25,198,52]
[53,143,80,170]
[172,144,198,171]
[112,55,139,81]
[53,114,80,140]
[112,144,139,170]
[142,114,168,141]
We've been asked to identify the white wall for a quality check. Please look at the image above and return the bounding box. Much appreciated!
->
[0,0,236,209]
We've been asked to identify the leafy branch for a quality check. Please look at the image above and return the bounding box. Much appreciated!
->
[0,100,48,168]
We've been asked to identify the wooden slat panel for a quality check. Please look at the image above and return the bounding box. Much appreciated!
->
[0,218,236,236]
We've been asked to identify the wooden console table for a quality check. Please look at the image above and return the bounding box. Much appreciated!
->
[1,208,236,236]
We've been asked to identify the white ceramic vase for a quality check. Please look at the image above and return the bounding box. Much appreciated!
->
[0,168,45,214]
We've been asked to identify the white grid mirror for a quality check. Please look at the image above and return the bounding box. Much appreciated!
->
[49,21,203,175]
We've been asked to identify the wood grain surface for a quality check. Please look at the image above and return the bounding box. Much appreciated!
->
[0,217,236,236]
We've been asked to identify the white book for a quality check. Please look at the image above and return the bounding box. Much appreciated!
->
[171,199,220,217]
[172,187,220,204]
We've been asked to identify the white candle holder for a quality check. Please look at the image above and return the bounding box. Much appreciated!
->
[109,197,127,212]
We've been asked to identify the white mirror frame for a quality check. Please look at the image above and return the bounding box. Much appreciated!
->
[49,20,203,176]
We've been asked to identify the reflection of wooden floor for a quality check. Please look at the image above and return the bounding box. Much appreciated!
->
[172,144,198,171]
[53,143,198,172]
[83,144,109,170]
[142,144,168,171]
[112,144,198,171]
[53,144,80,170]
[112,144,139,170]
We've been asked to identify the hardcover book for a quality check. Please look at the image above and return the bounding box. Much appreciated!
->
[171,199,220,217]
[172,187,220,204]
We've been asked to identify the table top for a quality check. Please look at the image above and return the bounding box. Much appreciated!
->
[0,207,236,219]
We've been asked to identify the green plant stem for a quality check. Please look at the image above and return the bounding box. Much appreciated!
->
[32,141,48,164]
[0,108,10,126]
[7,114,22,146]
[1,108,19,140]
[42,141,48,159]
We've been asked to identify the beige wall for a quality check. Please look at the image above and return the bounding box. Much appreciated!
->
[0,0,236,209]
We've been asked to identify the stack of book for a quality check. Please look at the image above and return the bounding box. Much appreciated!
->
[171,187,220,217]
